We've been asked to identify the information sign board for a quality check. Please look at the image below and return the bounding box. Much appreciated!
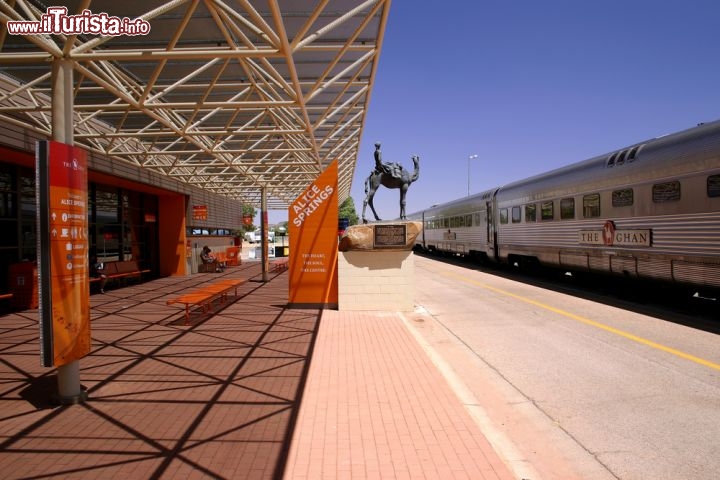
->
[288,160,338,308]
[192,205,208,221]
[37,141,91,368]
[373,224,407,248]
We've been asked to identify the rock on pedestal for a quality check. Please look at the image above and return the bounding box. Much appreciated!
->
[338,221,422,252]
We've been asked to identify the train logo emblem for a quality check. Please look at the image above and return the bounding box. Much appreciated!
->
[579,221,651,247]
[602,220,615,246]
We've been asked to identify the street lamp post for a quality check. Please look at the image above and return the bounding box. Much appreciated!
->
[467,154,478,196]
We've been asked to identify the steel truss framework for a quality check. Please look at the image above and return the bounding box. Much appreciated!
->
[0,0,390,209]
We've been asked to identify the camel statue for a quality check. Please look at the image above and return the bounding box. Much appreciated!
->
[362,143,420,223]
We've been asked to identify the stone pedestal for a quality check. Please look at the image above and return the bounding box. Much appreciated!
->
[338,250,414,311]
[337,221,421,312]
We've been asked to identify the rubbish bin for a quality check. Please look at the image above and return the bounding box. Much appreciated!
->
[9,262,38,310]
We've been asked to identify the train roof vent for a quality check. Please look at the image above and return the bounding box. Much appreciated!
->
[615,150,627,165]
[606,144,644,168]
[606,152,619,167]
[626,144,643,162]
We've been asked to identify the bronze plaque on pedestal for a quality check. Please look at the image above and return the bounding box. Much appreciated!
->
[373,224,407,248]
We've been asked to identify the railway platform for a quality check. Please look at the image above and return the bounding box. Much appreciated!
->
[0,261,514,480]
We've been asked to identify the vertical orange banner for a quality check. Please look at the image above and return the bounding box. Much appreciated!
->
[37,141,91,367]
[288,160,338,308]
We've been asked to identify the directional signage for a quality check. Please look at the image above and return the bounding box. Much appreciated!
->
[288,160,338,308]
[37,141,91,368]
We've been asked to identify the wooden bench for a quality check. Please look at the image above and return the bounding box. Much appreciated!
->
[199,252,228,273]
[270,257,289,273]
[0,293,13,301]
[167,278,247,324]
[198,261,219,273]
[90,260,151,288]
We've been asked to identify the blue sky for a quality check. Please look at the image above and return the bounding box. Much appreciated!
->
[272,0,720,223]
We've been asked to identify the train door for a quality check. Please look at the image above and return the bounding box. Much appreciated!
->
[486,200,498,261]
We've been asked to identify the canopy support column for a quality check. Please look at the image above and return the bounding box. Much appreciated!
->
[51,59,86,404]
[261,187,269,282]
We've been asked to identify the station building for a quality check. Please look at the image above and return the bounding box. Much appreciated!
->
[0,123,244,293]
[0,1,390,303]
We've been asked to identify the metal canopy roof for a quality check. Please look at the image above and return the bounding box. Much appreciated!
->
[0,0,390,209]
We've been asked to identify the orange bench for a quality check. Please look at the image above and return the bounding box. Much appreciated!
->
[0,293,13,301]
[198,251,230,272]
[90,260,150,286]
[167,278,246,324]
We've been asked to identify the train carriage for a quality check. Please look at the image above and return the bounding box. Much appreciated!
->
[407,188,497,260]
[410,120,720,291]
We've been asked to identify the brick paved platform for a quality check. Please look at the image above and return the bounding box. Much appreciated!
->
[0,262,513,479]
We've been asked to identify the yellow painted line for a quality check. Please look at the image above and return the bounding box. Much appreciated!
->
[442,270,720,371]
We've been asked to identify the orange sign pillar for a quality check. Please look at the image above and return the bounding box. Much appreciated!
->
[288,160,338,308]
[37,141,91,369]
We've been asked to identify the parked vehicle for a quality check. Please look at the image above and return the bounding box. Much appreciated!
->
[244,229,275,243]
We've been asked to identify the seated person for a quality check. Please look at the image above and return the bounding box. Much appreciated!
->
[200,245,224,272]
[90,255,107,293]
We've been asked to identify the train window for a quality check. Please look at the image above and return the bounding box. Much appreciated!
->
[541,201,553,220]
[612,188,633,207]
[443,217,449,228]
[583,194,601,218]
[652,181,681,203]
[473,212,481,226]
[560,198,575,219]
[458,215,465,227]
[708,175,720,197]
[511,206,521,223]
[465,214,472,227]
[525,204,536,222]
[500,208,508,224]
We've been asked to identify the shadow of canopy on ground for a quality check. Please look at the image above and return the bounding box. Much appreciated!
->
[0,262,321,479]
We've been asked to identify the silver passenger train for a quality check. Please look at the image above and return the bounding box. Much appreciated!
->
[408,120,720,291]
